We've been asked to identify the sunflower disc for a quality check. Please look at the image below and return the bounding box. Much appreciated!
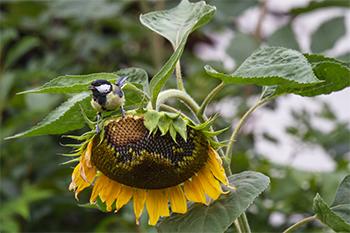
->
[91,116,209,189]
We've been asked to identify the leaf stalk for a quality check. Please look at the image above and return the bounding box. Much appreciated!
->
[282,215,317,233]
[198,82,224,116]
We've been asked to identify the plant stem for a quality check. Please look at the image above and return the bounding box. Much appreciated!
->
[156,89,199,114]
[224,97,269,233]
[175,61,185,91]
[198,82,224,116]
[282,215,317,233]
[234,220,243,233]
[237,213,252,233]
[225,98,267,164]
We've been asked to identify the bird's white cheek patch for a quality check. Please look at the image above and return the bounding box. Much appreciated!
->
[96,84,111,93]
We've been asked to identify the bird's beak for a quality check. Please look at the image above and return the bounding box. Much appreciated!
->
[89,85,95,91]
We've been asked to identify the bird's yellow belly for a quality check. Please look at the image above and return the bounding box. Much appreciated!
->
[105,94,124,110]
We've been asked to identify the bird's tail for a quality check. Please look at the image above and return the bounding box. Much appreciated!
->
[116,76,128,87]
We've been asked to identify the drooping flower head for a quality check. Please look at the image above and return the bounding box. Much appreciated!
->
[67,110,230,225]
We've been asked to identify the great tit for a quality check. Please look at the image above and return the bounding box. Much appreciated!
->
[89,76,127,132]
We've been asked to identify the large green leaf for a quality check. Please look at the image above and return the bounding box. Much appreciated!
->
[227,32,259,66]
[19,67,149,95]
[313,175,350,232]
[290,0,350,16]
[6,92,93,139]
[267,24,299,50]
[205,46,321,86]
[311,17,346,53]
[158,171,270,233]
[140,0,216,107]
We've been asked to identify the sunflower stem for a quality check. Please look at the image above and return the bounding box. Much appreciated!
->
[225,97,269,164]
[156,89,199,111]
[282,215,317,233]
[224,92,274,233]
[198,82,224,116]
[176,60,185,91]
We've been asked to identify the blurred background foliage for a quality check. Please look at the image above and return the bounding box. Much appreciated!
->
[0,0,349,232]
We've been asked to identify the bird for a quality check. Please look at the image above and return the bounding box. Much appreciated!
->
[89,76,127,133]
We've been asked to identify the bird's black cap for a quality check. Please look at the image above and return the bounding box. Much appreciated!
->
[90,79,111,86]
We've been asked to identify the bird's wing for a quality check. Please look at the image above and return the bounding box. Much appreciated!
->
[114,85,124,98]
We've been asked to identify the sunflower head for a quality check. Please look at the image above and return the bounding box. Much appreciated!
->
[67,110,230,225]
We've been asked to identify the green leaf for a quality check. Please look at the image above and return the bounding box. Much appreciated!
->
[19,67,148,95]
[158,114,172,135]
[5,36,40,68]
[305,53,349,68]
[158,171,270,233]
[0,28,17,53]
[276,60,350,96]
[206,46,321,86]
[143,110,162,133]
[140,0,216,107]
[331,175,350,223]
[172,117,187,141]
[227,32,259,66]
[267,24,299,50]
[169,125,177,143]
[313,194,350,232]
[290,0,350,16]
[311,17,346,53]
[211,0,257,22]
[6,92,94,139]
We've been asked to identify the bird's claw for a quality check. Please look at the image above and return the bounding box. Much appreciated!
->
[95,113,102,134]
[121,106,126,118]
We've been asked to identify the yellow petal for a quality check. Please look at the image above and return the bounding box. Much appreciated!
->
[99,179,112,203]
[115,185,133,211]
[197,168,222,200]
[90,174,109,203]
[146,190,160,225]
[84,140,93,168]
[184,177,207,204]
[158,190,169,217]
[133,188,147,224]
[208,148,228,185]
[105,181,122,211]
[69,163,91,199]
[168,186,187,214]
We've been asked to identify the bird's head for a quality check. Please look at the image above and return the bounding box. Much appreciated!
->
[89,80,112,97]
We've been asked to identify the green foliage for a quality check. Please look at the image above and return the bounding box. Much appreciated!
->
[267,24,299,50]
[205,47,350,98]
[0,185,52,233]
[140,0,216,107]
[1,0,349,232]
[290,0,350,15]
[311,17,346,53]
[158,171,270,233]
[6,93,93,139]
[227,32,259,66]
[206,47,320,86]
[313,175,350,232]
[19,68,148,95]
[143,110,187,141]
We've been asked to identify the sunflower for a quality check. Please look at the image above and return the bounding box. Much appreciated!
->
[68,111,230,225]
